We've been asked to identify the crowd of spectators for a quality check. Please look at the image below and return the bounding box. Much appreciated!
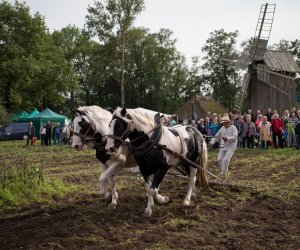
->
[39,121,72,146]
[204,108,300,150]
[168,107,300,150]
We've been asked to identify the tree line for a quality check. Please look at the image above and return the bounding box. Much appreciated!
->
[0,0,299,123]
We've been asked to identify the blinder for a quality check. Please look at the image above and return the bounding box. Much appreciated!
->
[108,122,130,147]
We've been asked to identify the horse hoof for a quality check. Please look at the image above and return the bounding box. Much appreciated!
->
[143,209,152,217]
[100,192,111,201]
[163,196,171,203]
[149,188,158,197]
[183,200,190,206]
[108,203,117,209]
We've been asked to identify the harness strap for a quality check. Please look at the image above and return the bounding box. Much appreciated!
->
[73,124,92,142]
[130,125,162,158]
[156,143,222,182]
[93,140,107,151]
[107,123,130,142]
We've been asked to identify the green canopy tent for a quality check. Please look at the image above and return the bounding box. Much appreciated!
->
[20,108,67,138]
[11,111,29,122]
[25,108,39,118]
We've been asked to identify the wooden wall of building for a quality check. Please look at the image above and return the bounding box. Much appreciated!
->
[248,69,297,114]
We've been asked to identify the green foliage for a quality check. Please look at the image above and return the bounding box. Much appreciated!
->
[201,29,240,110]
[0,160,75,206]
[0,141,85,207]
[0,1,78,113]
[86,0,145,105]
[0,103,10,125]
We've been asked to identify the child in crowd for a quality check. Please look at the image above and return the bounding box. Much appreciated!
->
[286,118,296,147]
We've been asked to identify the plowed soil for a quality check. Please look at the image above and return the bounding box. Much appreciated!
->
[0,143,299,249]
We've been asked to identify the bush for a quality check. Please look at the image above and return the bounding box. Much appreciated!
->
[0,161,76,206]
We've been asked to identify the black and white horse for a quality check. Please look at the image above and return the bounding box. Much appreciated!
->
[106,107,209,216]
[71,106,135,208]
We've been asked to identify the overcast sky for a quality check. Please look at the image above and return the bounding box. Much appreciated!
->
[7,0,300,66]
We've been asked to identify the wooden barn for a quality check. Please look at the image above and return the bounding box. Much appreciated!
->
[175,95,229,122]
[248,50,300,114]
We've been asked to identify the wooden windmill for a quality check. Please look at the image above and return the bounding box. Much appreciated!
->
[231,3,300,114]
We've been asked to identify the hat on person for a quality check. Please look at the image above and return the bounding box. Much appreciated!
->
[220,116,231,124]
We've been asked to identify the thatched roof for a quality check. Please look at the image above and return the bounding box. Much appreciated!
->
[175,95,229,121]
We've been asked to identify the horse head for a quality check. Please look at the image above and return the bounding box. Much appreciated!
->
[106,107,133,152]
[72,106,112,149]
[106,107,167,152]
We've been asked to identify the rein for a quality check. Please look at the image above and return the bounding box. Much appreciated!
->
[72,124,93,144]
[73,116,108,149]
[107,118,163,157]
[107,123,131,142]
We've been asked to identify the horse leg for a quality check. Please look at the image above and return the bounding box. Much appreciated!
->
[107,175,118,209]
[99,162,123,208]
[149,167,170,205]
[107,163,124,209]
[99,164,111,200]
[183,167,197,206]
[154,187,170,204]
[144,175,155,217]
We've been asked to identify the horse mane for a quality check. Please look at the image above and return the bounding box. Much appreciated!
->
[77,105,112,133]
[114,107,158,127]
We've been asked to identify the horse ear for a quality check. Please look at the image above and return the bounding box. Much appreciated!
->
[121,107,127,117]
[107,107,114,114]
[70,107,77,114]
[75,109,87,116]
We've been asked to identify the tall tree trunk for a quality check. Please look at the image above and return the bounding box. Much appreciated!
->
[70,91,74,108]
[120,33,125,106]
[4,83,11,110]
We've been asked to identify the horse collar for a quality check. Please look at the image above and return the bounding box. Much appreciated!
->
[130,124,162,158]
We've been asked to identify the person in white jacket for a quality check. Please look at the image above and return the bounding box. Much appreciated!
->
[210,116,238,176]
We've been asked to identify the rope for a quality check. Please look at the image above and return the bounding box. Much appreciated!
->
[156,143,224,182]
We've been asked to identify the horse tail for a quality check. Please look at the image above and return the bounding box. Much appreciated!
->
[197,140,209,188]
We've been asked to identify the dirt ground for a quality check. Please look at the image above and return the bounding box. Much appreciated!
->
[0,144,299,249]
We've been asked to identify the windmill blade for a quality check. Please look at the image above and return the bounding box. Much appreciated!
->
[254,66,297,81]
[233,71,251,112]
[235,51,251,70]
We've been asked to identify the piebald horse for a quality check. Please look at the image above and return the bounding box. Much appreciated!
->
[106,107,209,217]
[71,106,171,208]
[71,106,132,208]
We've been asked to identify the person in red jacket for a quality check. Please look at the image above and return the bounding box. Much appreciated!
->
[271,114,284,148]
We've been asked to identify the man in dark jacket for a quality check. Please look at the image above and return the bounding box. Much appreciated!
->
[295,122,300,149]
[265,107,273,122]
[26,122,35,146]
[45,121,52,146]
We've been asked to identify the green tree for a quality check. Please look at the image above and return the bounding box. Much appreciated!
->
[0,103,9,125]
[0,1,76,113]
[124,27,189,113]
[201,29,240,109]
[86,0,145,106]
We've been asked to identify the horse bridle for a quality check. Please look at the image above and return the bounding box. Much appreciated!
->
[72,124,93,144]
[107,122,131,145]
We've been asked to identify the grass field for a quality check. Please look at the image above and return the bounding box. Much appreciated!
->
[0,140,299,249]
